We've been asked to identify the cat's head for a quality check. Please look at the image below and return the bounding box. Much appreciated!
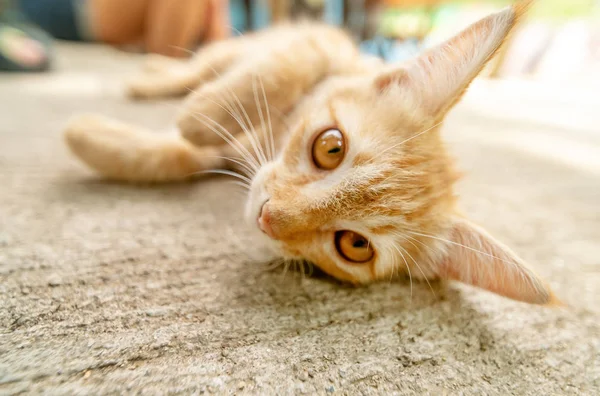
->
[247,2,559,305]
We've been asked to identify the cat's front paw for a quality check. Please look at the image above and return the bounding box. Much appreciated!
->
[64,113,225,182]
[64,114,130,170]
[64,113,114,153]
[64,114,155,181]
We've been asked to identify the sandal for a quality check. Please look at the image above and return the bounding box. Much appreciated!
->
[0,0,52,72]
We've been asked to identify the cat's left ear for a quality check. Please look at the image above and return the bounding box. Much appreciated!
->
[375,1,531,118]
[440,217,561,305]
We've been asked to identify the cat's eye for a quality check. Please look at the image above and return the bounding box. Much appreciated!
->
[312,128,345,170]
[335,231,374,263]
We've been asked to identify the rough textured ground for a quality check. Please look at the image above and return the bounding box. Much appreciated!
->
[1,44,599,395]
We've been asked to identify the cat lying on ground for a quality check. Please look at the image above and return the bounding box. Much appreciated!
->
[65,1,560,305]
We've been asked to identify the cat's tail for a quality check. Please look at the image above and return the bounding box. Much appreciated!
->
[64,114,227,182]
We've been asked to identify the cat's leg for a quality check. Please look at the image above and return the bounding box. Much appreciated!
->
[176,55,314,147]
[64,114,228,182]
[176,82,292,151]
[64,111,284,182]
[177,25,357,146]
[126,38,246,100]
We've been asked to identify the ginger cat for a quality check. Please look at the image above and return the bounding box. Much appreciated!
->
[65,1,559,305]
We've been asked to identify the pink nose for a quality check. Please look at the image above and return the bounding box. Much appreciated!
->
[257,202,277,239]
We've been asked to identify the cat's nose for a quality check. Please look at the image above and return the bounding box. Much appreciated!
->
[258,201,277,240]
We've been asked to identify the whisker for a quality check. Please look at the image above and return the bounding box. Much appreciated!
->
[217,87,268,166]
[257,75,276,161]
[270,105,293,134]
[252,76,271,162]
[166,44,197,57]
[387,231,438,297]
[172,55,265,168]
[392,245,413,300]
[295,259,304,279]
[398,242,436,298]
[206,155,256,178]
[370,121,444,163]
[225,180,251,191]
[220,78,267,165]
[392,258,399,286]
[226,25,245,37]
[187,111,260,170]
[181,90,262,168]
[198,67,288,165]
[405,235,434,253]
[388,255,394,285]
[281,260,291,278]
[138,54,266,172]
[197,169,252,185]
[405,229,540,291]
[407,230,513,266]
[306,261,314,277]
[264,259,285,272]
[164,100,258,169]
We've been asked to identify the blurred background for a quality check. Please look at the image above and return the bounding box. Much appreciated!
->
[1,0,599,83]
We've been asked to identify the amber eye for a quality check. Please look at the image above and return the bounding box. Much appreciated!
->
[335,231,374,263]
[312,128,345,170]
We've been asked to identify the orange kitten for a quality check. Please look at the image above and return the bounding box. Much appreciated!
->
[65,1,559,305]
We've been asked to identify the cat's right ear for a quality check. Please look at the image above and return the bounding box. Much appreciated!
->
[374,1,531,119]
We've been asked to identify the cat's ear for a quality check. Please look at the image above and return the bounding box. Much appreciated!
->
[375,1,531,118]
[440,217,561,305]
